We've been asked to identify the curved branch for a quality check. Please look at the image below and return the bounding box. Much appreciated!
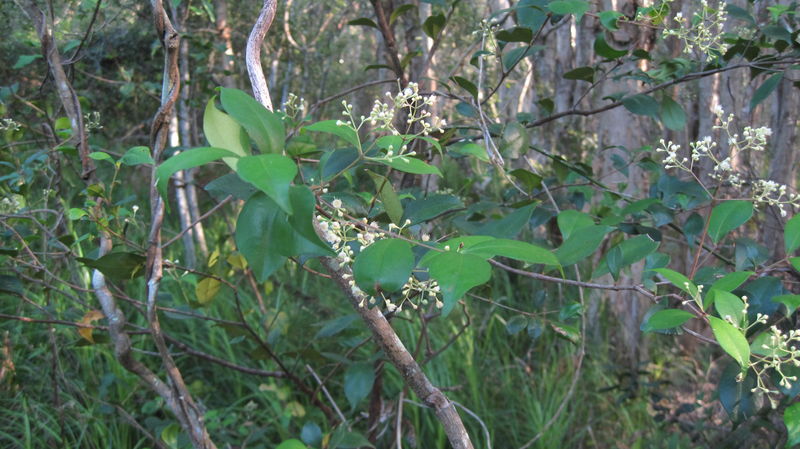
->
[246,0,277,110]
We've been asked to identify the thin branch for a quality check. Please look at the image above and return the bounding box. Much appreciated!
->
[246,0,277,109]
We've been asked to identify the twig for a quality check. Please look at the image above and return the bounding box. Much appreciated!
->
[306,364,347,424]
[246,0,278,109]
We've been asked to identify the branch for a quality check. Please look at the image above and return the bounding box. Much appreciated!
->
[246,0,277,109]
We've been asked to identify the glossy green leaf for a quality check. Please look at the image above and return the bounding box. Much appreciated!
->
[344,362,375,408]
[156,147,237,200]
[652,268,698,296]
[402,194,464,225]
[708,200,753,244]
[554,225,608,266]
[203,96,250,169]
[642,308,694,332]
[622,94,659,117]
[785,213,800,254]
[422,13,446,38]
[77,252,146,281]
[423,251,491,315]
[718,361,756,423]
[378,156,441,176]
[750,72,783,110]
[709,316,750,369]
[549,321,580,344]
[712,290,746,325]
[557,210,594,239]
[659,96,686,130]
[563,66,595,83]
[451,76,478,99]
[306,120,360,147]
[593,235,660,279]
[353,239,414,295]
[772,294,800,317]
[219,88,285,154]
[709,271,753,293]
[548,0,588,21]
[599,10,624,30]
[119,146,154,166]
[463,238,559,266]
[276,439,307,449]
[594,34,627,59]
[366,170,403,225]
[506,315,529,335]
[347,17,378,28]
[236,154,297,214]
[785,402,800,448]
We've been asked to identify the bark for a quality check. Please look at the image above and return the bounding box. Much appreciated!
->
[246,0,278,110]
[14,0,95,180]
[214,0,236,89]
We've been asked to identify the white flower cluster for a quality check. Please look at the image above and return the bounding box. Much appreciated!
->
[751,326,800,395]
[281,92,306,119]
[663,0,730,61]
[657,106,798,216]
[0,118,21,132]
[335,82,444,139]
[0,194,23,214]
[317,199,444,312]
[84,111,103,132]
[400,276,443,310]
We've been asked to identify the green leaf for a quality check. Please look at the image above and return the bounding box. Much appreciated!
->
[557,210,594,239]
[0,275,23,296]
[599,10,624,31]
[89,151,114,163]
[563,66,595,83]
[347,17,379,28]
[235,194,287,281]
[501,45,544,71]
[353,239,414,295]
[276,439,307,449]
[378,156,441,176]
[462,238,559,266]
[203,96,250,169]
[772,294,800,317]
[450,76,478,99]
[549,321,580,344]
[718,361,756,423]
[196,277,221,306]
[708,200,753,244]
[305,120,360,147]
[402,194,464,225]
[709,271,753,293]
[785,402,800,448]
[785,214,800,254]
[709,316,750,369]
[594,34,627,59]
[219,88,285,154]
[235,192,331,282]
[329,428,375,449]
[236,154,297,214]
[642,308,695,332]
[422,251,491,315]
[449,141,489,162]
[422,13,446,38]
[156,147,237,200]
[506,315,529,335]
[712,290,746,325]
[13,54,42,69]
[390,4,417,25]
[554,225,608,266]
[367,170,404,225]
[68,208,88,220]
[652,268,698,296]
[548,0,589,21]
[750,73,783,110]
[593,235,660,279]
[119,146,155,166]
[344,363,375,408]
[659,96,686,130]
[622,94,660,117]
[77,252,146,281]
[500,122,529,159]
